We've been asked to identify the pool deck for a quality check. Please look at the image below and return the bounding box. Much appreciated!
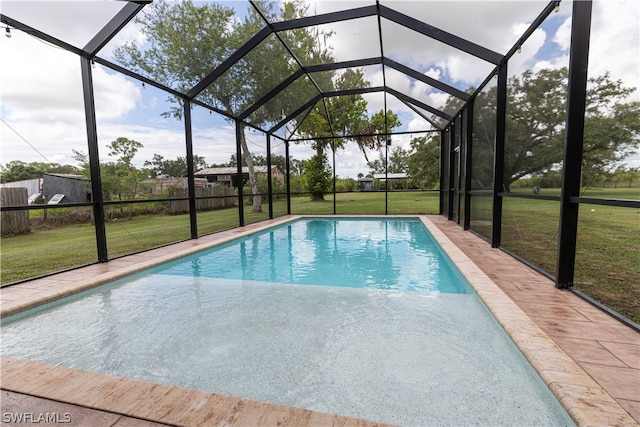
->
[1,215,638,426]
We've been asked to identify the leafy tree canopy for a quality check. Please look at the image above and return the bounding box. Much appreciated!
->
[107,137,143,169]
[144,154,208,177]
[302,154,332,200]
[0,161,81,183]
[298,69,401,157]
[73,137,146,201]
[452,67,640,191]
[407,135,441,190]
[114,0,333,212]
[367,134,440,190]
[367,146,411,175]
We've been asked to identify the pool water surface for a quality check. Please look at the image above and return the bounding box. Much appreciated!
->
[155,218,470,293]
[1,218,574,426]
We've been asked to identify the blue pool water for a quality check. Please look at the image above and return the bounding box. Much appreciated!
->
[1,218,574,426]
[153,218,470,293]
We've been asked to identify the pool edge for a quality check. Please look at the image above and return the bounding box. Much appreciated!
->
[0,356,393,427]
[419,216,637,427]
[0,216,302,319]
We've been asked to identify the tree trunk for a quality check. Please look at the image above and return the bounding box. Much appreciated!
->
[238,123,262,213]
[314,143,326,201]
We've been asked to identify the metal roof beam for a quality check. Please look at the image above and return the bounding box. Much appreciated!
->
[187,26,272,99]
[383,58,470,101]
[305,57,383,73]
[505,1,561,60]
[238,69,305,120]
[270,87,384,138]
[239,57,384,121]
[83,2,147,56]
[324,86,384,98]
[387,87,453,121]
[269,85,452,134]
[379,5,503,65]
[241,55,471,123]
[270,5,378,32]
[396,97,443,131]
[268,94,323,134]
[284,104,316,140]
[249,0,330,134]
[1,15,85,57]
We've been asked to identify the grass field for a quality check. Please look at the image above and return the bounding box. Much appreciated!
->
[499,197,639,322]
[0,192,440,284]
[1,189,638,322]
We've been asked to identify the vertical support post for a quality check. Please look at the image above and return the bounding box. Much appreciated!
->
[235,120,245,226]
[266,133,274,219]
[491,63,507,248]
[456,135,461,223]
[448,122,456,220]
[556,0,593,289]
[80,57,108,262]
[385,139,390,215]
[184,100,198,239]
[439,130,446,216]
[464,101,474,230]
[285,139,291,215]
[332,139,336,215]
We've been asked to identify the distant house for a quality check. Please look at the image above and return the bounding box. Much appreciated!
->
[0,178,42,197]
[357,178,374,191]
[195,166,284,188]
[140,176,208,196]
[373,173,409,190]
[42,173,90,203]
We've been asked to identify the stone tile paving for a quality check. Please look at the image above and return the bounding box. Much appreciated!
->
[1,390,168,427]
[428,215,640,424]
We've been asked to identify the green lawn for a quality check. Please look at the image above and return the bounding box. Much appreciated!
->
[0,191,439,283]
[499,197,639,322]
[1,189,637,323]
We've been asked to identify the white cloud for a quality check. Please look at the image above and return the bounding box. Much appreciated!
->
[553,16,572,51]
[320,16,382,63]
[544,1,640,101]
[425,68,441,80]
[377,1,552,86]
[1,36,83,125]
[93,67,141,121]
[427,92,451,110]
[507,26,547,78]
[588,0,640,99]
[0,32,145,166]
[407,116,432,133]
[1,1,125,49]
[385,68,410,94]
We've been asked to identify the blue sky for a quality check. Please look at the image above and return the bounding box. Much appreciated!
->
[1,0,638,178]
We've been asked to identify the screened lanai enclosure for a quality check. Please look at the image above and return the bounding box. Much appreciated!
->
[1,0,639,326]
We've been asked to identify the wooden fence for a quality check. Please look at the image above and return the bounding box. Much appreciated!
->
[169,186,236,214]
[1,187,29,235]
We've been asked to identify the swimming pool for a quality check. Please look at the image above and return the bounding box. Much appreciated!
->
[153,217,470,293]
[1,217,574,426]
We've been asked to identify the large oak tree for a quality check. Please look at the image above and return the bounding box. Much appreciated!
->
[297,69,402,200]
[445,67,640,191]
[114,0,332,212]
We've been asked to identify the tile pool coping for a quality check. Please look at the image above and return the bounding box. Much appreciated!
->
[1,215,637,426]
